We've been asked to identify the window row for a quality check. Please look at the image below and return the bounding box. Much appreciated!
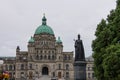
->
[35,55,56,60]
[5,65,15,71]
[39,41,55,46]
[87,72,94,78]
[58,64,69,70]
[87,66,94,71]
[18,56,27,60]
[36,50,55,54]
[64,55,71,60]
[52,72,69,78]
[18,63,70,70]
[18,64,33,70]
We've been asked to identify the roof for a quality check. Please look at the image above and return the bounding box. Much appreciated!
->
[85,55,94,61]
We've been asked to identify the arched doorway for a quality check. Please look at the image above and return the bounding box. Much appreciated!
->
[42,67,48,75]
[58,72,61,78]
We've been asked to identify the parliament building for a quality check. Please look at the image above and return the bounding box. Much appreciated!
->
[0,15,95,80]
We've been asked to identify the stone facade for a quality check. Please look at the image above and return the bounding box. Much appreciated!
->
[1,15,74,80]
[0,15,95,80]
[86,56,95,80]
[1,56,95,80]
[2,57,16,80]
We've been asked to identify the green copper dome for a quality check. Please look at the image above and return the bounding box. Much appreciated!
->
[29,36,34,43]
[56,37,62,43]
[35,15,54,35]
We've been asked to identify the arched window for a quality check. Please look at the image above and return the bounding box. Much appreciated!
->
[29,64,32,69]
[66,64,69,70]
[40,55,42,60]
[48,55,50,60]
[44,55,47,59]
[58,64,61,70]
[21,64,24,70]
[64,55,67,60]
[52,55,54,60]
[9,65,12,70]
[36,55,39,60]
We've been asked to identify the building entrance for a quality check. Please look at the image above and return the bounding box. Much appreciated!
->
[58,72,61,78]
[42,67,48,75]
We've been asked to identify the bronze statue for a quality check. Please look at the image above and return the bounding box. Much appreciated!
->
[75,34,85,61]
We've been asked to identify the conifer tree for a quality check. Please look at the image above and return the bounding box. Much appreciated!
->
[92,0,120,79]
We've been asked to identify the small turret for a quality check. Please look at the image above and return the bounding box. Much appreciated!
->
[16,46,20,52]
[28,36,34,43]
[56,37,63,54]
[56,37,62,44]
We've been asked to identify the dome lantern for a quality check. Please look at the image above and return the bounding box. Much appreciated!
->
[42,13,47,25]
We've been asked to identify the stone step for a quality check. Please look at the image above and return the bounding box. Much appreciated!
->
[35,75,51,80]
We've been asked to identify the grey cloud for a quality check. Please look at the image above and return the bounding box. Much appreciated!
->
[0,0,116,57]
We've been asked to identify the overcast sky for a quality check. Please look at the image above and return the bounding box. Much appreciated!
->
[0,0,116,57]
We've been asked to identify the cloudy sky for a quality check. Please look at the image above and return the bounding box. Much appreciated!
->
[0,0,116,57]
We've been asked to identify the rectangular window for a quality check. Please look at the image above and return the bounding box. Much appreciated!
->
[29,64,32,69]
[88,67,90,71]
[66,72,69,78]
[88,73,91,78]
[92,67,94,70]
[92,73,94,78]
[53,72,55,77]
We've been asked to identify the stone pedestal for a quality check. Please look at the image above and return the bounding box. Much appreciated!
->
[74,61,86,80]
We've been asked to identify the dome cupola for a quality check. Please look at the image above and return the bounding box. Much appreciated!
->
[28,36,34,43]
[35,14,54,35]
[56,37,62,43]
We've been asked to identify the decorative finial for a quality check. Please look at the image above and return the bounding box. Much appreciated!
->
[43,13,45,16]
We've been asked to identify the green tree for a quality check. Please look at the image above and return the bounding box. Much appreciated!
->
[92,0,120,79]
[103,44,120,80]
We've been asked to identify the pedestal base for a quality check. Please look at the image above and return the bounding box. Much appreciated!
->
[74,61,86,80]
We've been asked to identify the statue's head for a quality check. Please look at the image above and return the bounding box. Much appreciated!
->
[78,34,80,40]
